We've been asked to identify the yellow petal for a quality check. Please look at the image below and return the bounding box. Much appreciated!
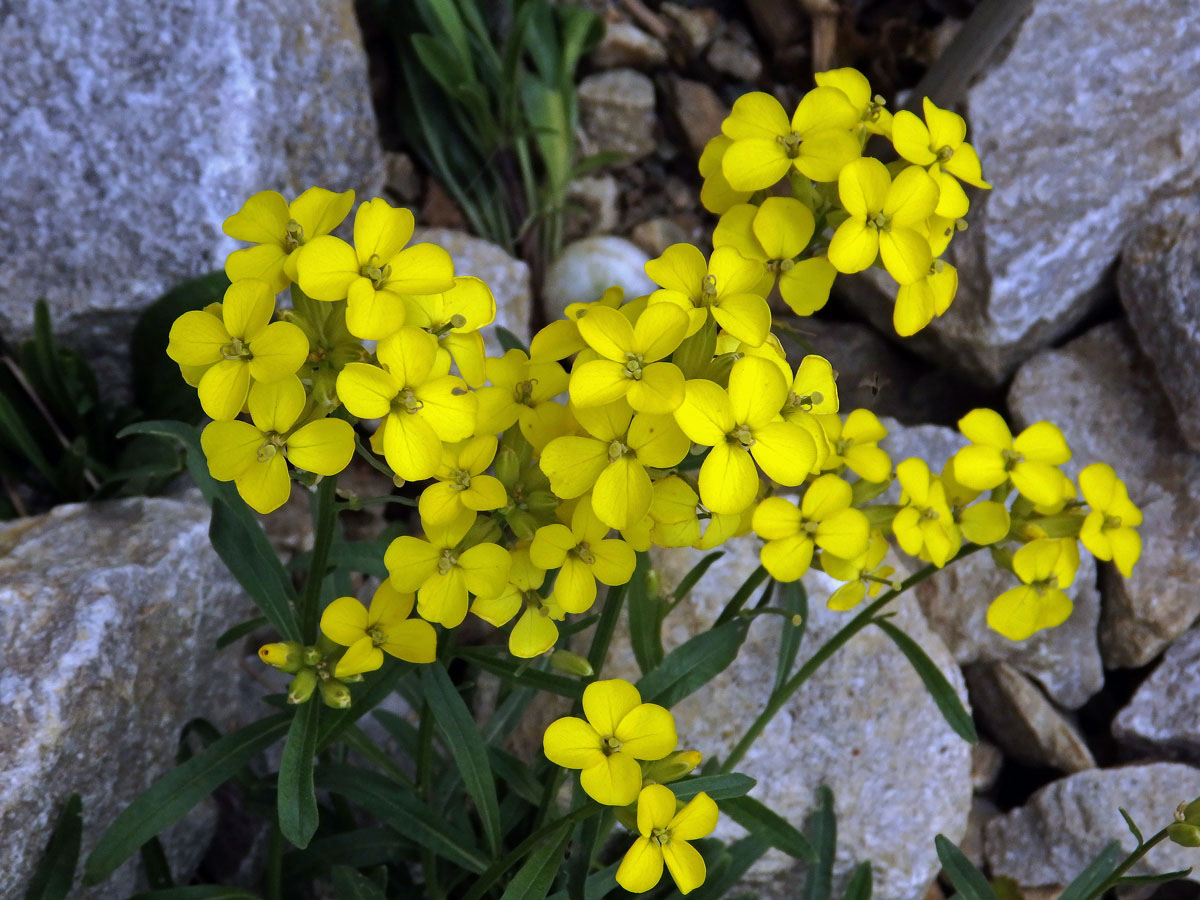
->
[794,128,861,183]
[713,204,766,260]
[197,359,250,421]
[752,496,802,540]
[779,257,837,316]
[722,91,790,141]
[628,412,690,468]
[286,418,355,476]
[459,543,512,598]
[334,636,384,678]
[247,321,308,382]
[346,279,406,341]
[221,279,275,341]
[662,837,707,894]
[616,837,665,894]
[378,325,439,387]
[570,359,632,408]
[201,420,262,481]
[544,716,604,769]
[370,578,417,627]
[923,97,966,151]
[592,456,652,530]
[729,355,788,429]
[320,595,369,646]
[1013,422,1071,465]
[627,362,686,414]
[614,703,677,759]
[792,86,859,133]
[380,618,437,664]
[509,607,559,658]
[891,110,936,166]
[415,375,477,442]
[384,536,442,591]
[584,678,643,736]
[815,507,870,559]
[827,219,879,274]
[669,791,719,840]
[645,243,707,296]
[762,534,814,581]
[225,243,289,294]
[711,293,771,347]
[885,166,940,227]
[674,379,735,445]
[383,411,443,481]
[297,235,360,301]
[722,139,792,192]
[958,408,1013,449]
[416,567,469,627]
[288,186,355,238]
[247,375,305,434]
[753,196,815,261]
[167,310,231,367]
[590,539,637,586]
[578,305,635,361]
[353,198,415,263]
[879,228,933,286]
[638,783,679,832]
[337,363,399,419]
[699,442,758,515]
[384,243,456,295]
[234,453,291,514]
[551,556,598,613]
[633,302,690,361]
[223,190,289,244]
[580,752,642,807]
[751,421,816,487]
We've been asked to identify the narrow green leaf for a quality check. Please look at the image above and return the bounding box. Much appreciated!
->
[458,648,584,699]
[282,828,409,880]
[139,835,174,889]
[127,889,261,900]
[713,565,768,626]
[546,864,618,900]
[587,582,627,674]
[332,865,386,900]
[774,579,808,691]
[0,389,59,488]
[803,786,837,900]
[498,819,572,900]
[84,715,289,884]
[637,619,750,707]
[627,552,664,673]
[1118,807,1144,846]
[1056,840,1123,900]
[210,498,302,642]
[1115,868,1193,885]
[463,806,595,900]
[421,664,504,855]
[842,862,873,900]
[278,700,321,848]
[215,616,267,650]
[316,765,488,873]
[873,618,976,743]
[934,834,998,900]
[495,326,529,354]
[721,795,816,861]
[25,793,82,900]
[670,774,757,802]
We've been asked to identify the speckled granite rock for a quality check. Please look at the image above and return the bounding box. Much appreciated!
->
[1008,322,1200,668]
[0,0,384,375]
[984,764,1200,888]
[0,495,259,898]
[1113,628,1200,760]
[603,537,973,900]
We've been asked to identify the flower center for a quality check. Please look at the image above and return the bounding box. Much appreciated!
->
[437,548,459,575]
[367,625,387,646]
[394,387,423,414]
[361,253,392,289]
[220,336,252,361]
[868,211,891,232]
[775,130,803,158]
[1103,514,1123,530]
[608,440,628,462]
[727,426,755,449]
[256,432,286,463]
[451,468,472,491]
[767,258,795,275]
[650,826,673,846]
[787,390,823,412]
[601,735,622,755]
[575,541,596,566]
[935,145,954,163]
[700,274,719,307]
[624,353,645,380]
[284,218,305,252]
[514,378,537,406]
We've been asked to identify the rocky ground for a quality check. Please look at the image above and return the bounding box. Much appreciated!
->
[5,0,1200,898]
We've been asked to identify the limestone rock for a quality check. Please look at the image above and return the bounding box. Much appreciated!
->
[1113,627,1200,760]
[0,0,384,375]
[1118,196,1200,453]
[898,0,1200,383]
[984,764,1200,888]
[965,663,1095,773]
[578,69,658,164]
[540,236,656,320]
[1008,322,1200,668]
[604,537,973,900]
[590,22,668,70]
[0,495,259,897]
[880,420,1105,709]
[414,228,532,354]
[565,175,621,240]
[666,77,728,160]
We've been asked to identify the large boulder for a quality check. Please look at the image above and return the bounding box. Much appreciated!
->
[0,495,259,898]
[1,0,384,374]
[1113,627,1200,760]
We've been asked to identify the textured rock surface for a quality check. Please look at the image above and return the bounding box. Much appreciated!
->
[604,538,973,900]
[666,76,728,159]
[984,764,1200,887]
[0,0,384,369]
[578,69,658,164]
[907,0,1200,383]
[414,228,533,354]
[1008,322,1200,668]
[541,236,656,319]
[590,22,668,70]
[880,420,1105,708]
[0,495,258,898]
[1113,627,1200,759]
[965,663,1095,773]
[1118,196,1200,453]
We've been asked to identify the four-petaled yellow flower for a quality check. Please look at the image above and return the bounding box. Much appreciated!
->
[894,261,958,336]
[822,531,896,611]
[475,349,570,453]
[815,67,893,139]
[1078,463,1142,578]
[645,244,771,348]
[817,409,892,483]
[404,275,497,388]
[320,579,437,677]
[892,97,990,219]
[751,475,870,582]
[571,304,690,414]
[892,458,960,567]
[530,500,636,613]
[988,538,1078,641]
[470,546,563,658]
[616,785,718,895]
[543,679,677,806]
[953,408,1072,507]
[418,435,508,527]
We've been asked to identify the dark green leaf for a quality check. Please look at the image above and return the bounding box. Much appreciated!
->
[637,619,750,707]
[1115,868,1193,885]
[127,889,261,900]
[498,819,572,900]
[873,618,976,743]
[215,616,267,650]
[935,834,998,900]
[421,664,504,855]
[682,836,770,900]
[25,793,82,900]
[332,865,386,900]
[282,828,409,881]
[84,715,289,884]
[672,551,724,604]
[140,836,174,889]
[774,579,807,691]
[317,660,412,751]
[587,583,627,674]
[458,648,584,699]
[1056,840,1123,900]
[546,864,618,900]
[713,565,768,626]
[278,700,321,848]
[721,795,816,861]
[803,786,837,900]
[843,862,872,900]
[495,326,529,354]
[210,498,302,642]
[670,774,757,802]
[627,553,664,673]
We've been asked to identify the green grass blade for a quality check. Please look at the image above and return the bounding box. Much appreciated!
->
[25,793,82,900]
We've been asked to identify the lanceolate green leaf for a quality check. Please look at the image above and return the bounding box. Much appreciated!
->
[1055,840,1123,900]
[25,793,82,900]
[636,619,750,707]
[873,618,976,743]
[627,552,664,673]
[278,700,321,849]
[774,579,808,691]
[721,795,817,861]
[210,498,302,642]
[497,819,572,900]
[84,714,290,884]
[670,774,757,802]
[803,786,837,900]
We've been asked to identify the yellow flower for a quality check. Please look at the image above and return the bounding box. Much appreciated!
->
[200,377,354,514]
[529,287,625,361]
[167,279,309,421]
[815,67,893,138]
[540,401,690,531]
[720,89,861,189]
[320,579,437,677]
[417,435,508,527]
[892,458,960,567]
[336,326,476,482]
[940,460,1011,545]
[894,261,958,336]
[751,475,870,582]
[987,538,1077,641]
[384,509,511,627]
[223,187,354,293]
[616,785,718,895]
[645,244,771,347]
[892,97,990,219]
[470,546,563,658]
[698,135,753,214]
[713,198,838,317]
[404,275,497,388]
[816,409,892,483]
[543,679,677,806]
[1078,463,1142,578]
[822,531,895,611]
[475,349,570,453]
[297,198,455,339]
[953,408,1072,507]
[529,499,636,614]
[828,159,940,285]
[570,304,690,414]
[673,356,817,515]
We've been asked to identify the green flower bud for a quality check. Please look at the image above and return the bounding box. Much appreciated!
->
[302,645,324,667]
[288,668,318,705]
[641,750,703,785]
[549,650,594,678]
[258,641,304,672]
[1183,798,1200,825]
[319,679,353,709]
[1168,822,1200,847]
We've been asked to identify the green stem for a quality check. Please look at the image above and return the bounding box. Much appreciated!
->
[587,583,627,676]
[1089,828,1170,897]
[300,475,338,643]
[266,817,282,900]
[719,544,984,773]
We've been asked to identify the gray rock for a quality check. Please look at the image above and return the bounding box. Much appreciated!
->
[565,175,621,240]
[590,22,668,70]
[578,69,658,164]
[1113,628,1200,760]
[630,218,692,258]
[880,420,1105,709]
[961,797,1000,869]
[984,763,1200,888]
[666,76,728,160]
[541,236,656,320]
[971,741,1004,793]
[965,663,1095,773]
[897,0,1200,383]
[1008,322,1200,668]
[603,537,973,900]
[414,228,532,354]
[384,151,422,203]
[0,495,260,898]
[1118,196,1200,453]
[0,0,384,378]
[660,2,719,52]
[706,38,763,83]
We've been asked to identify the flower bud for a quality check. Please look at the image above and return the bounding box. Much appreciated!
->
[1183,798,1200,825]
[258,641,304,672]
[642,750,703,785]
[319,679,353,709]
[1168,822,1200,847]
[549,650,594,677]
[287,668,318,705]
[302,645,325,667]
